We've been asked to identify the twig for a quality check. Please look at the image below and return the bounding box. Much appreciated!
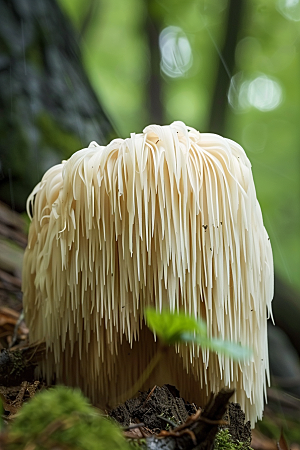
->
[158,415,177,429]
[123,423,145,431]
[143,388,235,450]
[142,385,157,408]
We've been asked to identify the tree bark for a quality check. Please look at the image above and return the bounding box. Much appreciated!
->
[0,0,115,210]
[145,0,163,124]
[207,0,245,134]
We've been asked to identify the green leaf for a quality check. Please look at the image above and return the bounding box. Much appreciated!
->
[194,336,252,360]
[145,308,252,361]
[145,308,207,345]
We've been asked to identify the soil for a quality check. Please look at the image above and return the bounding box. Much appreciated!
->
[223,403,252,447]
[110,384,252,447]
[110,384,197,431]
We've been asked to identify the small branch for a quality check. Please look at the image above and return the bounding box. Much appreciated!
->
[141,388,234,450]
[123,423,146,431]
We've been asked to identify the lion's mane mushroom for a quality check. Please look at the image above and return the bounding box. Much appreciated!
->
[22,121,273,426]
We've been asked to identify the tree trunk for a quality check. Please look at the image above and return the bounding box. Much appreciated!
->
[0,0,115,211]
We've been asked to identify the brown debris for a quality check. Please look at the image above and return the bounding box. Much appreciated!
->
[1,380,41,419]
[0,339,45,388]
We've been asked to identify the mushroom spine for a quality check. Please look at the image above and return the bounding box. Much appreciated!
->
[22,121,273,426]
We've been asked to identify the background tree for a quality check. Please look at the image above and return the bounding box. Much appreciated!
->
[0,0,115,210]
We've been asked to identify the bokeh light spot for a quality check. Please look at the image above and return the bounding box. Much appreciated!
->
[228,73,283,112]
[277,0,300,21]
[159,26,193,78]
[247,75,282,111]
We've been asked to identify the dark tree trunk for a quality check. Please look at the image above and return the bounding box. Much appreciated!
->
[207,0,245,134]
[0,0,115,211]
[145,0,163,125]
[272,276,300,357]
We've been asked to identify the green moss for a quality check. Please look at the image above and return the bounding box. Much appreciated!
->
[214,429,251,450]
[7,386,130,450]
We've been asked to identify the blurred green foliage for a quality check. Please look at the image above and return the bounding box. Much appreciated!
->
[36,113,82,156]
[257,414,300,447]
[145,308,252,360]
[59,0,300,291]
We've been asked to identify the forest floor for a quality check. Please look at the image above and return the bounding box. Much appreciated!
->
[0,200,299,449]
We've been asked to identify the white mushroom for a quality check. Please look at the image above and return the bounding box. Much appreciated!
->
[22,121,273,426]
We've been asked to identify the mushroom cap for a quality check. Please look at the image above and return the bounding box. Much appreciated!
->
[22,121,273,426]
